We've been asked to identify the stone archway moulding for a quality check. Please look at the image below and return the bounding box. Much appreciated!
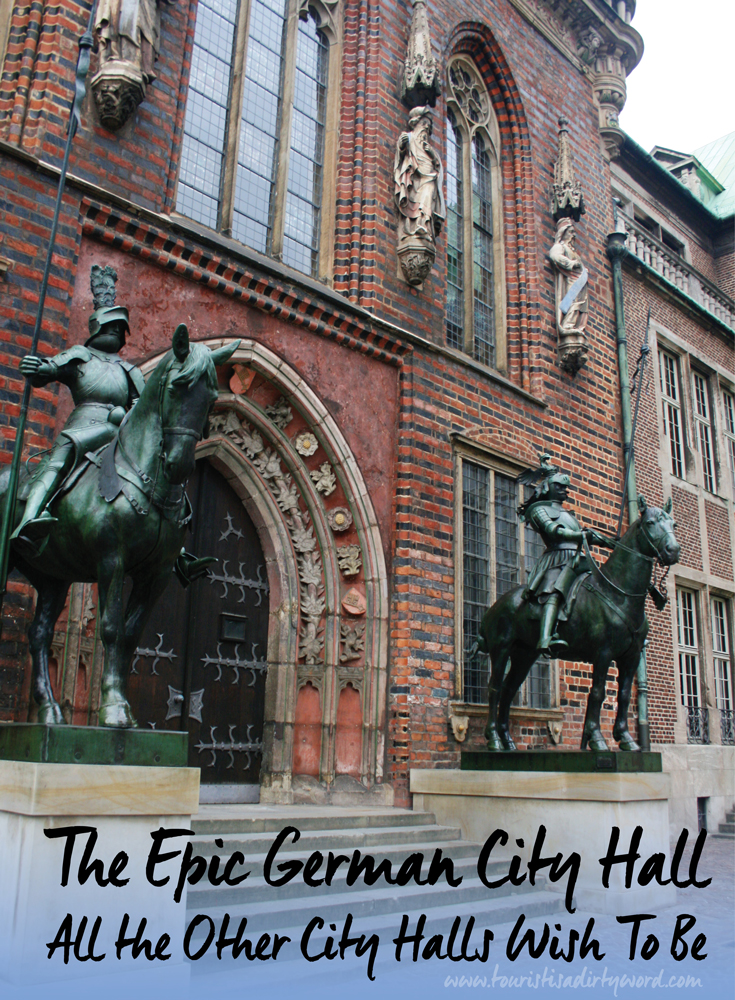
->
[141,340,390,803]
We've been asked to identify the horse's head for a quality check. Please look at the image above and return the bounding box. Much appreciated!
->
[160,325,240,484]
[635,495,681,566]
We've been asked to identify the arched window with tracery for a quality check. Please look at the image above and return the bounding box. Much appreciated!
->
[176,0,340,280]
[445,55,505,370]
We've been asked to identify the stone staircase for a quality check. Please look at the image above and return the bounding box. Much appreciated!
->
[713,802,735,839]
[184,804,563,971]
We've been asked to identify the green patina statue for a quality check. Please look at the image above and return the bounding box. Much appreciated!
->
[12,265,144,555]
[0,268,239,727]
[479,455,681,752]
[518,455,614,655]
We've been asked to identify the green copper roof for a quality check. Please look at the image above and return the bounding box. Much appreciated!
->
[693,131,735,218]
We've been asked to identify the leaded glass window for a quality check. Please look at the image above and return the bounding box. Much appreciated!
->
[712,598,732,712]
[676,588,700,708]
[177,0,336,278]
[692,372,715,493]
[723,389,735,489]
[460,459,549,706]
[659,350,684,479]
[445,56,503,369]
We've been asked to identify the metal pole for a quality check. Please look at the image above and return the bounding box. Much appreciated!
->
[0,5,96,606]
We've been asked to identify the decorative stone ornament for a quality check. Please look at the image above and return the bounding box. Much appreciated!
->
[337,543,362,577]
[401,0,440,109]
[340,622,365,662]
[550,116,585,222]
[310,462,337,496]
[341,588,366,616]
[91,0,176,130]
[450,714,469,743]
[328,506,353,532]
[549,217,589,375]
[447,57,491,132]
[295,431,319,457]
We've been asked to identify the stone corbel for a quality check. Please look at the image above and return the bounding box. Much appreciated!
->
[450,714,469,742]
[91,61,146,131]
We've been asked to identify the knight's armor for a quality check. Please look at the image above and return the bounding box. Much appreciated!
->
[517,454,613,655]
[12,265,144,552]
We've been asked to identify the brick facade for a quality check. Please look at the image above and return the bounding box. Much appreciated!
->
[0,0,732,807]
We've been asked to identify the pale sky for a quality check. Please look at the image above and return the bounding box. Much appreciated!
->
[619,0,735,155]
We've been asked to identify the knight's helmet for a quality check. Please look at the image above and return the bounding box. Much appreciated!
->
[517,453,571,519]
[85,264,129,348]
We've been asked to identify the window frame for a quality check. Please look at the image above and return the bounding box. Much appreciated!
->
[444,55,506,373]
[711,596,733,712]
[658,347,686,480]
[676,587,702,710]
[453,443,557,712]
[721,386,735,492]
[691,369,716,493]
[174,0,342,283]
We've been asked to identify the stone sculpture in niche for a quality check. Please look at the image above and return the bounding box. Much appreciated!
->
[549,218,589,375]
[394,107,445,287]
[92,0,176,130]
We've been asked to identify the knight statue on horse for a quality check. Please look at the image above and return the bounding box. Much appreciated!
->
[480,453,680,753]
[518,454,615,655]
[12,265,144,556]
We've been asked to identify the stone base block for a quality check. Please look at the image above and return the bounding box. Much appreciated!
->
[0,760,199,985]
[411,767,676,915]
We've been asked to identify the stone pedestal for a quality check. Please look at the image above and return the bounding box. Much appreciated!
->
[411,757,676,914]
[0,745,199,985]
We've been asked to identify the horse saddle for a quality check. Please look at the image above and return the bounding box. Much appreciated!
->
[96,438,192,527]
[556,571,590,623]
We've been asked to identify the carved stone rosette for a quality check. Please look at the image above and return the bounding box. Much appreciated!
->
[91,62,146,131]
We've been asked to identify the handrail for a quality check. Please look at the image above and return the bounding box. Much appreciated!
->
[623,217,734,331]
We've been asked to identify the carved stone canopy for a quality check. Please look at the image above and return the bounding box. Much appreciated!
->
[550,116,585,222]
[402,0,439,108]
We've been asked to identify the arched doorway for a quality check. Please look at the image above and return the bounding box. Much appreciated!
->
[128,459,269,801]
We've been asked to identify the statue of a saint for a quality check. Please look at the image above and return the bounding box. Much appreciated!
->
[394,106,445,286]
[91,0,176,129]
[12,265,144,555]
[518,455,614,655]
[95,0,174,83]
[549,218,589,374]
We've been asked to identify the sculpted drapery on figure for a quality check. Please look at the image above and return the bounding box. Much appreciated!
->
[394,107,446,287]
[549,217,589,374]
[92,0,176,130]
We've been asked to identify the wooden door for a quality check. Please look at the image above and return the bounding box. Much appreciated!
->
[127,460,269,786]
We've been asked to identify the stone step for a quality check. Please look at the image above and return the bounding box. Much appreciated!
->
[191,807,437,837]
[717,822,735,835]
[189,823,464,857]
[185,875,554,936]
[186,850,508,908]
[185,890,564,969]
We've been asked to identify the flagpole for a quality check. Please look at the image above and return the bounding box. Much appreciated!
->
[615,308,651,539]
[0,3,97,608]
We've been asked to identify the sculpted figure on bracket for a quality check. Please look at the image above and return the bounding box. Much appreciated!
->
[92,0,176,130]
[549,217,589,375]
[394,106,446,288]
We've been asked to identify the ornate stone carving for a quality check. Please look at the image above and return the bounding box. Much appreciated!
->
[265,396,293,430]
[337,543,362,577]
[394,107,445,288]
[211,407,326,665]
[327,506,353,532]
[310,461,337,496]
[447,56,491,134]
[549,218,589,375]
[341,587,366,616]
[401,0,439,109]
[340,622,365,662]
[295,431,319,457]
[91,0,176,130]
[550,116,585,222]
[450,714,469,742]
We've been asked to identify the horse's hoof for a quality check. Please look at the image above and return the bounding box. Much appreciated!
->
[99,701,137,728]
[581,728,609,752]
[485,728,504,752]
[498,728,517,751]
[615,731,640,752]
[37,702,65,725]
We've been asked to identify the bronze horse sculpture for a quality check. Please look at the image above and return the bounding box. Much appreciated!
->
[0,325,239,727]
[479,496,680,752]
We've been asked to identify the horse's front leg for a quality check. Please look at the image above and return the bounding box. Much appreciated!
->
[581,652,611,751]
[97,559,136,727]
[613,647,642,751]
[27,577,70,724]
[485,646,509,751]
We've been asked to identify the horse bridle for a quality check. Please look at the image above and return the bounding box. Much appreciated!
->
[584,514,672,602]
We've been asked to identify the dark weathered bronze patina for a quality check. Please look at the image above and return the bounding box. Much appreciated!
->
[480,457,680,752]
[0,321,239,728]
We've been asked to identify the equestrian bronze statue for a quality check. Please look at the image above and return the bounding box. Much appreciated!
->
[0,266,239,727]
[479,455,680,752]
